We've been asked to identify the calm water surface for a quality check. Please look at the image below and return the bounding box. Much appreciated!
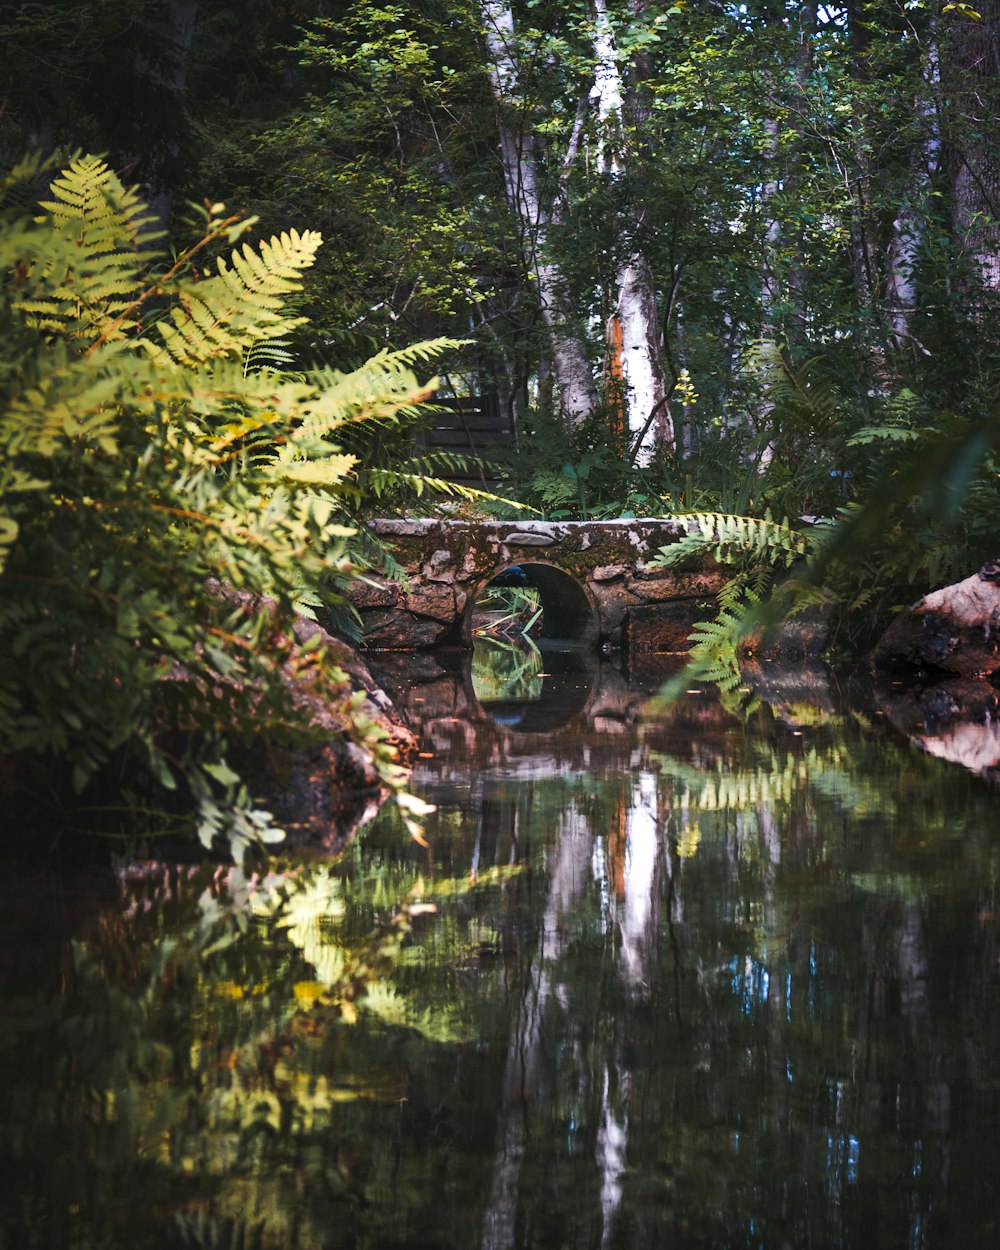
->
[3,645,1000,1249]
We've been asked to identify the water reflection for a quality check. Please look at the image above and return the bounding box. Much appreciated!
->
[3,660,1000,1248]
[470,638,594,733]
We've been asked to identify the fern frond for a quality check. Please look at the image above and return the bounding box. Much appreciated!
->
[14,156,161,342]
[653,510,812,571]
[264,453,359,489]
[0,150,59,211]
[360,468,530,510]
[748,345,842,434]
[144,228,322,366]
[846,426,922,447]
[365,338,467,369]
[243,337,297,376]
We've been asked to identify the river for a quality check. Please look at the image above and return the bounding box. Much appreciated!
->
[2,641,999,1249]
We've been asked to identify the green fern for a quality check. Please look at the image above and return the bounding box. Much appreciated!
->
[650,508,827,709]
[0,153,460,856]
[846,426,921,447]
[14,155,161,340]
[145,228,322,366]
[750,346,844,438]
[243,337,297,376]
[653,509,814,571]
[647,585,764,713]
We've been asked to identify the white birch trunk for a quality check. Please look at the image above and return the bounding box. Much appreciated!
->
[480,0,597,424]
[887,37,941,350]
[591,0,672,462]
[617,256,672,465]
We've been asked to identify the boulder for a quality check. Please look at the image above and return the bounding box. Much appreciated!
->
[195,586,418,851]
[872,561,1000,676]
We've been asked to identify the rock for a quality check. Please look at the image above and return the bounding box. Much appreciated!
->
[342,576,399,610]
[359,610,451,649]
[623,600,714,653]
[872,563,1000,676]
[626,570,730,598]
[368,518,437,537]
[740,613,829,664]
[506,529,557,546]
[422,549,454,580]
[408,581,457,622]
[222,614,418,852]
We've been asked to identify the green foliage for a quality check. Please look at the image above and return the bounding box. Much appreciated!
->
[0,153,456,855]
[655,509,814,572]
[651,508,826,708]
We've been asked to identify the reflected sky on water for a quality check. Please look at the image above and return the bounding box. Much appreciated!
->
[3,642,1000,1249]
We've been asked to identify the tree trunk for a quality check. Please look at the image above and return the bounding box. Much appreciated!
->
[143,0,199,226]
[592,0,672,463]
[479,0,598,426]
[944,1,1000,304]
[885,24,941,353]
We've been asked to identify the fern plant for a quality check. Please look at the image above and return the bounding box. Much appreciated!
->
[650,509,829,707]
[656,510,814,572]
[0,153,457,855]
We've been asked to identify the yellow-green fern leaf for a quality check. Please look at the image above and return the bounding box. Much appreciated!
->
[144,228,322,366]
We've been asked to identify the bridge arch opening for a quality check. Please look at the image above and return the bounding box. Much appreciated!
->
[468,562,596,647]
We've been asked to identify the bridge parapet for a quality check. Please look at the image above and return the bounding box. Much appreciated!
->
[345,518,729,651]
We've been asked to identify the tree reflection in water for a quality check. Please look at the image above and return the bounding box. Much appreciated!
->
[2,649,1000,1248]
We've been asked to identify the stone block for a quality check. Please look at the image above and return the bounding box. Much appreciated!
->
[588,583,640,631]
[369,518,437,537]
[624,600,716,653]
[592,564,627,582]
[360,610,450,650]
[423,548,454,580]
[406,581,457,623]
[628,570,730,602]
[343,577,399,610]
[507,529,557,546]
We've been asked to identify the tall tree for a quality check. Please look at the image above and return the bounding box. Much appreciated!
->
[479,0,599,425]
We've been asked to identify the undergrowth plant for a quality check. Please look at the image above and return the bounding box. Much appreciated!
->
[650,510,830,706]
[0,152,477,856]
[653,401,1000,709]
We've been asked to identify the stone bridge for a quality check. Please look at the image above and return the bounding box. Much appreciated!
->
[345,518,728,652]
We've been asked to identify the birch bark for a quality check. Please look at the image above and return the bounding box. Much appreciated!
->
[592,0,673,464]
[480,0,598,425]
[885,26,941,352]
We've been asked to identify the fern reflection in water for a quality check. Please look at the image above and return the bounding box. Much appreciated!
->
[471,635,545,706]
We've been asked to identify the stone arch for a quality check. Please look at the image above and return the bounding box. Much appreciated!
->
[463,561,598,646]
